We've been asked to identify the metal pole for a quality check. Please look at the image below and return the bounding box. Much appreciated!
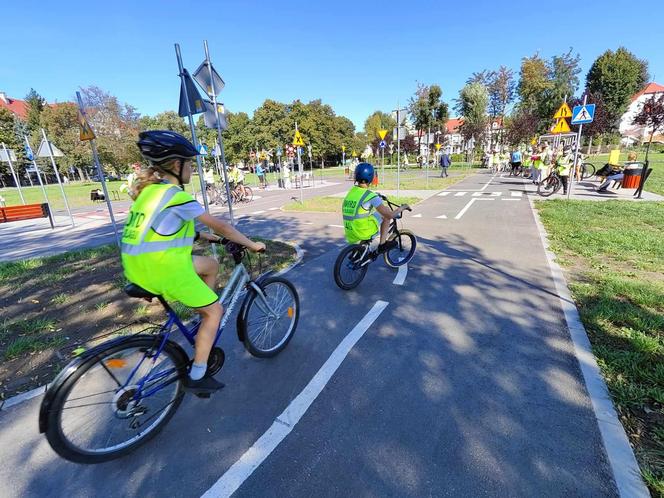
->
[75,92,121,247]
[24,136,52,210]
[426,124,430,188]
[568,94,587,200]
[396,106,401,199]
[1,142,25,204]
[175,44,212,215]
[202,40,235,226]
[41,128,75,226]
[296,122,303,203]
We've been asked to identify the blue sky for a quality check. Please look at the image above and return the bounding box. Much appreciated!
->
[2,0,663,129]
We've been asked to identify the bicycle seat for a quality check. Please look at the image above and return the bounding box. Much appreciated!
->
[124,283,160,300]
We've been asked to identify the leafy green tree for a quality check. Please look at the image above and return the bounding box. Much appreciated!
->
[24,88,46,135]
[586,47,649,130]
[0,108,22,183]
[408,84,448,153]
[456,83,489,145]
[504,109,538,146]
[517,54,552,120]
[632,93,664,161]
[140,111,190,137]
[221,111,252,164]
[364,110,396,152]
[487,66,516,146]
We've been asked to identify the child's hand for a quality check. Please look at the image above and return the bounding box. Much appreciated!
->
[251,241,266,253]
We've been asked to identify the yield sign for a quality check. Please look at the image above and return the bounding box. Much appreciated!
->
[378,129,388,140]
[551,118,571,134]
[553,102,572,119]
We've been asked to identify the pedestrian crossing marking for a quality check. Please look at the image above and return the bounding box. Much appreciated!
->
[435,214,447,219]
[454,192,466,197]
[437,191,451,196]
[472,191,502,197]
[511,192,523,197]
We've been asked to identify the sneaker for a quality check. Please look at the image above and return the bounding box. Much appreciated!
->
[184,376,225,393]
[377,240,398,254]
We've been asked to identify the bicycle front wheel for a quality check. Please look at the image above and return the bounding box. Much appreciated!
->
[333,244,369,290]
[43,336,187,463]
[239,277,299,358]
[580,162,596,180]
[537,175,560,197]
[242,186,254,202]
[384,229,417,268]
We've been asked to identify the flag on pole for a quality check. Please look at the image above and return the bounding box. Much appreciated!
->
[37,139,65,158]
[178,68,205,117]
[193,60,225,98]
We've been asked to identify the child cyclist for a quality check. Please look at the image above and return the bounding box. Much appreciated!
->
[122,130,265,394]
[341,162,409,257]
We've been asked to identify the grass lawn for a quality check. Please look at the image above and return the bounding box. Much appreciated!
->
[283,195,421,213]
[0,180,131,211]
[536,199,664,495]
[584,151,664,196]
[0,238,296,399]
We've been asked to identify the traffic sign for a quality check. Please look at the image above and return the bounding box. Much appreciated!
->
[551,118,571,134]
[379,140,386,149]
[378,129,388,140]
[342,145,346,152]
[198,144,209,155]
[250,150,256,159]
[571,104,596,125]
[276,146,283,157]
[293,130,305,147]
[77,110,96,141]
[553,102,572,119]
[434,143,441,151]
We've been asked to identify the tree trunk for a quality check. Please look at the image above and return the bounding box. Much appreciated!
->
[586,136,592,155]
[645,131,654,163]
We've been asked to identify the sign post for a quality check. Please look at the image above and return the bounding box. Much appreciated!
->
[378,129,388,186]
[293,124,305,203]
[392,105,407,199]
[75,92,120,247]
[342,145,345,174]
[40,128,75,226]
[24,135,53,218]
[568,97,594,199]
[0,143,25,204]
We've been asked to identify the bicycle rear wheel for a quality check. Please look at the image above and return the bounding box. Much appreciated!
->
[537,175,561,197]
[384,229,417,268]
[580,162,596,180]
[239,277,299,358]
[242,186,254,202]
[42,336,187,463]
[333,244,369,290]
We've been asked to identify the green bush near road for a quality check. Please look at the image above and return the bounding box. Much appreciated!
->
[537,199,664,495]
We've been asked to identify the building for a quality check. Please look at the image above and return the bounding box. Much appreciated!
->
[619,82,664,146]
[0,92,28,119]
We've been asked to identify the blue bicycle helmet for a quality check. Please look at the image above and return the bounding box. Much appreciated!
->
[355,162,374,184]
[137,130,199,165]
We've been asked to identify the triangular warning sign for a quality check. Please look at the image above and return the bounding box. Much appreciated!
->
[553,102,572,119]
[551,118,571,134]
[378,129,388,140]
[78,110,96,141]
[37,139,65,158]
[293,130,305,147]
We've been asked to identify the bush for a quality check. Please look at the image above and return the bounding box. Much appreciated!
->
[450,153,465,162]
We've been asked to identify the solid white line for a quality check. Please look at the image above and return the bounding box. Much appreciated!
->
[393,264,408,285]
[501,198,521,201]
[268,207,279,211]
[435,214,447,219]
[412,213,422,218]
[449,173,496,192]
[327,224,344,228]
[526,190,649,497]
[454,198,494,220]
[453,192,466,197]
[202,301,389,498]
[251,210,266,215]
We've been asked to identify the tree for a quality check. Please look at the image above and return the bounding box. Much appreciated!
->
[517,53,551,115]
[504,109,538,147]
[140,111,190,137]
[408,83,448,156]
[455,83,489,146]
[24,88,46,134]
[632,93,664,162]
[586,47,649,130]
[40,103,92,180]
[221,111,252,164]
[487,66,516,147]
[545,49,582,118]
[364,110,396,151]
[0,108,22,184]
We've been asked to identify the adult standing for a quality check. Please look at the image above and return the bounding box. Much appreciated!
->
[439,150,451,177]
[255,162,265,189]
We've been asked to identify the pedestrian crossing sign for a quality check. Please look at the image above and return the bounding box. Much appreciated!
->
[293,130,305,147]
[553,102,572,119]
[571,104,595,125]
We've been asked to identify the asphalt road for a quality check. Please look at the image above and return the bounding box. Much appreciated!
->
[0,171,618,497]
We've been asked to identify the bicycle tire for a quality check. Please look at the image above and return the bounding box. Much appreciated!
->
[238,277,299,358]
[537,175,561,197]
[580,162,596,180]
[384,229,417,268]
[333,244,369,290]
[43,336,188,464]
[242,186,254,202]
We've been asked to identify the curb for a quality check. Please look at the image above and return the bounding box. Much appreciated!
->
[275,241,304,276]
[526,188,650,498]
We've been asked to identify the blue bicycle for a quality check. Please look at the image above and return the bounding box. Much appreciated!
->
[39,239,299,463]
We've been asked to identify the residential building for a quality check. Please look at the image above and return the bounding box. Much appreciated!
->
[0,92,28,119]
[619,82,664,145]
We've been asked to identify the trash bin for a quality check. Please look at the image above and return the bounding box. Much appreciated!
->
[372,172,379,186]
[622,164,643,189]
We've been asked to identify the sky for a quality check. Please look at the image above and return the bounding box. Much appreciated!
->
[2,0,663,130]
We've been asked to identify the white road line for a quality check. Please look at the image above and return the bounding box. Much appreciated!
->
[454,198,494,220]
[437,192,451,197]
[268,207,279,211]
[251,210,266,215]
[501,198,521,201]
[412,213,423,218]
[526,189,649,497]
[435,214,447,219]
[471,191,502,197]
[511,191,523,197]
[328,224,344,228]
[454,192,466,197]
[202,301,390,498]
[449,173,496,192]
[393,264,408,285]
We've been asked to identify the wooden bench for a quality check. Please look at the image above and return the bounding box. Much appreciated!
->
[0,203,54,229]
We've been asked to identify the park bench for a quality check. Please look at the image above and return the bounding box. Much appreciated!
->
[91,189,121,202]
[0,203,54,229]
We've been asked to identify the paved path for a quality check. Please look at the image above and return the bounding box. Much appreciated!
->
[0,171,629,496]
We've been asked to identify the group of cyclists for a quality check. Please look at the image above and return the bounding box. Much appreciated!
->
[121,130,405,395]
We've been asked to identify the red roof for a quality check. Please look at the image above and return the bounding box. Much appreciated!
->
[631,82,664,102]
[0,95,28,119]
[446,118,463,133]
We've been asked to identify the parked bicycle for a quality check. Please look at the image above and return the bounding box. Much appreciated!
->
[197,183,254,206]
[39,239,299,463]
[333,194,416,290]
[537,169,564,197]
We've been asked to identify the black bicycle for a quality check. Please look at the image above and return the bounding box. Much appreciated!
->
[578,162,596,180]
[333,194,416,290]
[537,170,564,197]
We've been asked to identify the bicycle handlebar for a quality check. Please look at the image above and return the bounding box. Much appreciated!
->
[378,193,412,213]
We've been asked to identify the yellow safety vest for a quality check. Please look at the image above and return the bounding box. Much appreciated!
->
[342,186,379,244]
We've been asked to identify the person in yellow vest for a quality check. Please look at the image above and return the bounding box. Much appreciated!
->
[555,145,573,195]
[342,163,409,257]
[123,131,265,394]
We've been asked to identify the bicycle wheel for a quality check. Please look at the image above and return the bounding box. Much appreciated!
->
[333,244,369,290]
[384,229,417,268]
[42,336,188,463]
[537,175,560,197]
[239,277,299,358]
[242,186,254,202]
[580,162,596,180]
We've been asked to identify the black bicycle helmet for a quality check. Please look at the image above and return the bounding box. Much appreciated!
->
[355,162,374,184]
[137,130,199,165]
